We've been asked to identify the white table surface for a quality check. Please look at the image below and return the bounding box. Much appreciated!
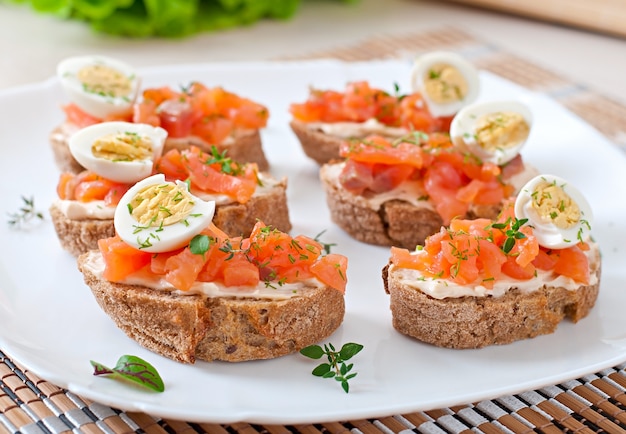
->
[1,0,625,106]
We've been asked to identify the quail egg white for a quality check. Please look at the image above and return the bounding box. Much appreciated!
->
[69,121,167,184]
[410,51,480,117]
[115,174,216,253]
[514,174,593,249]
[450,100,533,165]
[57,55,140,119]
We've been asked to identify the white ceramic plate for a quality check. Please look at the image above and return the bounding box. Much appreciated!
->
[1,60,625,425]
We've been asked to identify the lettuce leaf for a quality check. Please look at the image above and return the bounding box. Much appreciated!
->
[6,0,357,38]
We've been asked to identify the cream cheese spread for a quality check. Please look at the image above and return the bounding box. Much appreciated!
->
[83,251,321,300]
[308,118,407,138]
[389,242,600,300]
[54,199,114,220]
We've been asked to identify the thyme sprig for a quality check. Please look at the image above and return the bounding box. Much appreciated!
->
[491,217,529,254]
[7,196,44,228]
[205,145,244,176]
[300,342,363,393]
[313,229,336,255]
[91,355,164,393]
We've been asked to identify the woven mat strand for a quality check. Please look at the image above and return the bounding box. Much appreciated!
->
[3,27,626,434]
[2,351,626,434]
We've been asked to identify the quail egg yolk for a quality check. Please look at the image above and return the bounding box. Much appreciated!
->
[77,64,133,100]
[422,63,469,105]
[129,182,196,228]
[473,111,530,153]
[530,181,581,230]
[92,131,153,162]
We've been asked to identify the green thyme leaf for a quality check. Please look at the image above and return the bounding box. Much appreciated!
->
[299,344,325,359]
[339,343,363,360]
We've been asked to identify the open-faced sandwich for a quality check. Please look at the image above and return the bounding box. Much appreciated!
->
[50,121,167,256]
[51,55,271,174]
[77,174,347,363]
[289,51,480,165]
[51,121,290,256]
[320,100,538,249]
[382,174,600,348]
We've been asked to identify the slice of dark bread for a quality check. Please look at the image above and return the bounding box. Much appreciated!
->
[78,251,345,363]
[381,244,601,348]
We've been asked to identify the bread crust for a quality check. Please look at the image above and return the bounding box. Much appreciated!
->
[320,163,500,249]
[49,203,115,257]
[211,179,292,236]
[381,247,601,348]
[78,252,345,363]
[50,125,84,174]
[290,120,345,165]
[50,124,269,174]
[50,180,292,256]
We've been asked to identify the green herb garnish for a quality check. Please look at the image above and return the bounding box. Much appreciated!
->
[313,229,337,255]
[7,196,44,228]
[190,234,212,259]
[90,355,164,393]
[300,342,363,393]
[491,217,529,254]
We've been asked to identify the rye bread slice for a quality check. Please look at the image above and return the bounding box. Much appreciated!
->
[78,251,345,363]
[381,245,601,348]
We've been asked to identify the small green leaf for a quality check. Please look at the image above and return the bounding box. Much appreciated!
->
[299,344,325,359]
[339,343,364,360]
[340,363,348,375]
[91,355,164,392]
[341,381,349,393]
[312,363,331,377]
[502,237,515,254]
[322,371,336,379]
[311,363,335,377]
[190,234,211,257]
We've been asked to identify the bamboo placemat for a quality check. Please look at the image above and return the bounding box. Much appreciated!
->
[3,27,626,434]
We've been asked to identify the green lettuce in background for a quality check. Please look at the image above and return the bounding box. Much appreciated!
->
[5,0,357,38]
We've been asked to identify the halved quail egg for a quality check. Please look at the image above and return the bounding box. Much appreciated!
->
[514,174,593,249]
[410,51,480,117]
[450,100,532,165]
